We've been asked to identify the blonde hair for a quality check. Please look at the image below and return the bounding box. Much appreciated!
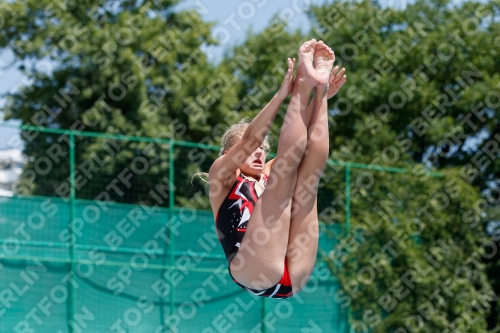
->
[219,118,270,156]
[192,118,271,184]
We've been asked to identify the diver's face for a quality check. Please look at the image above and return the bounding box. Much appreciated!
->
[226,144,266,177]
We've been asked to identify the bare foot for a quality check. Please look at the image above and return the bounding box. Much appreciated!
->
[314,41,335,86]
[297,39,322,88]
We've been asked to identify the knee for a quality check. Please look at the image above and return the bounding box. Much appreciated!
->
[267,166,300,197]
[270,158,298,181]
[301,169,323,194]
[305,140,329,165]
[273,138,308,174]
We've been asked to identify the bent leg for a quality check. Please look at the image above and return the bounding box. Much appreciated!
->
[230,41,320,290]
[286,42,335,292]
[287,86,330,293]
[230,83,311,289]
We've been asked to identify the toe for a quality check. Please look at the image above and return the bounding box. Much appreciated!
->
[301,40,313,50]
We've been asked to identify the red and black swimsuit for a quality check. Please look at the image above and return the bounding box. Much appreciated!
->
[215,173,293,299]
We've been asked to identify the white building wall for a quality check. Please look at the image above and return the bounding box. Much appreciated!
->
[0,149,26,196]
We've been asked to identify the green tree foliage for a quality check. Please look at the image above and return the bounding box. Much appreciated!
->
[0,0,238,206]
[308,0,500,181]
[329,169,494,332]
[306,0,500,330]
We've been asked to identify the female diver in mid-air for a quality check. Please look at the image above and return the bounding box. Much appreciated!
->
[208,39,346,299]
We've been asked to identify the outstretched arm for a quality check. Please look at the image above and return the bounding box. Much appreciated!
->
[210,58,296,182]
[242,57,297,145]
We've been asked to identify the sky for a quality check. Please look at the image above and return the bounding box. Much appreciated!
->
[175,0,316,61]
[0,0,323,149]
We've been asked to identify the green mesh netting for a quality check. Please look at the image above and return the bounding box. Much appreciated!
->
[0,197,347,332]
[0,129,348,333]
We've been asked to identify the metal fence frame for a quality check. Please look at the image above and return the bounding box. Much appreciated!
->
[0,123,443,332]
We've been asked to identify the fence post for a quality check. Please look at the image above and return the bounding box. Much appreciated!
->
[344,164,352,332]
[345,164,351,232]
[168,143,175,318]
[261,297,268,333]
[68,132,76,333]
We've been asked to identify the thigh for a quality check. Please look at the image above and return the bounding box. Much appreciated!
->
[229,174,297,290]
[286,148,325,292]
[287,196,319,293]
